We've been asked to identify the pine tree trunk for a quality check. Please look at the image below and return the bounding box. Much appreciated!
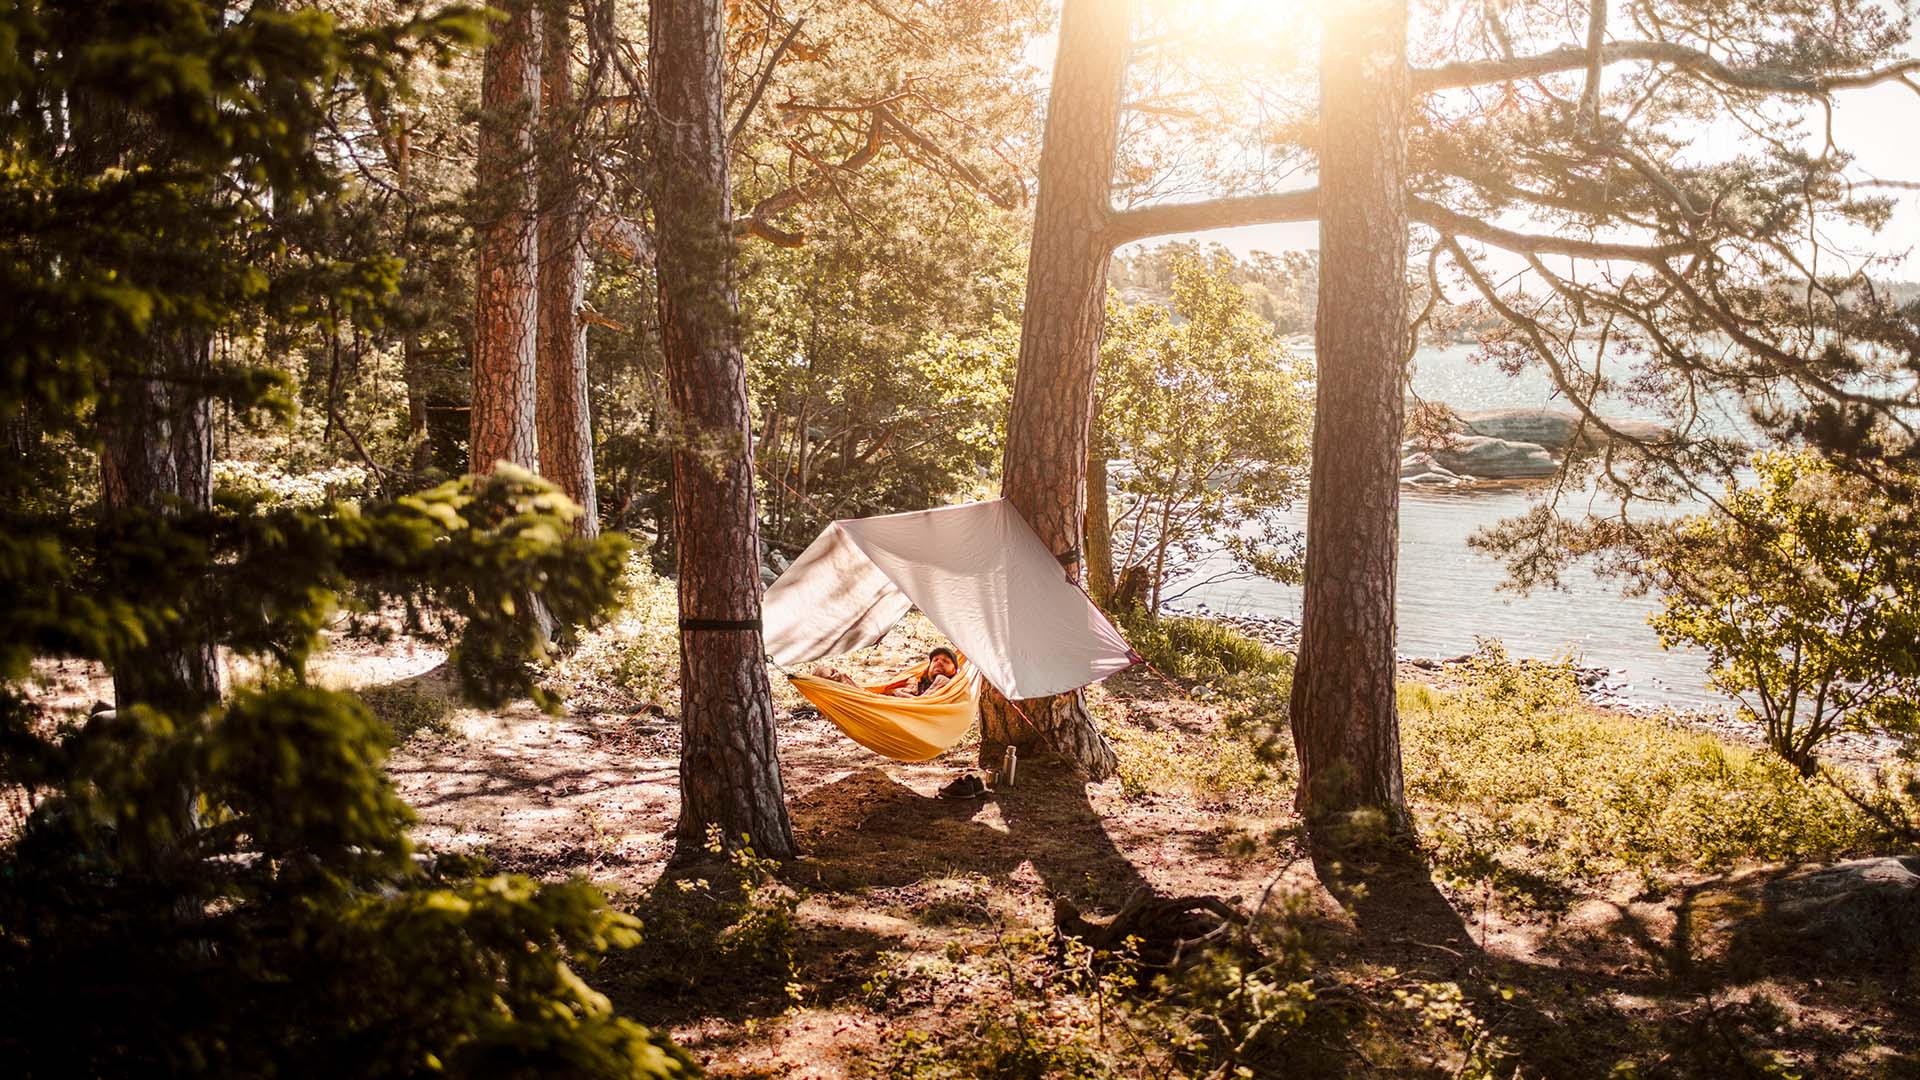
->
[101,325,222,713]
[470,0,541,475]
[1289,0,1411,830]
[70,85,222,714]
[651,0,795,860]
[536,0,599,536]
[978,0,1135,780]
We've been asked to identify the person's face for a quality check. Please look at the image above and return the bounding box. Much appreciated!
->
[930,653,957,678]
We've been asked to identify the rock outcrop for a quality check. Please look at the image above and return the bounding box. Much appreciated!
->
[1429,434,1558,479]
[1400,452,1465,486]
[1399,405,1673,486]
[1706,856,1920,975]
[1452,407,1669,451]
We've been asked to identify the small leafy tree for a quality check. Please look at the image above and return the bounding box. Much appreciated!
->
[1092,252,1310,614]
[1642,452,1920,775]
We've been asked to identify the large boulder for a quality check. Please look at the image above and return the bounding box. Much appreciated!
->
[1711,856,1920,975]
[1429,435,1558,479]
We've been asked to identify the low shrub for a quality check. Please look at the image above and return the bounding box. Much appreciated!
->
[1119,611,1291,683]
[858,889,1515,1080]
[1403,641,1890,900]
[549,556,682,714]
[354,683,455,741]
[621,826,806,1004]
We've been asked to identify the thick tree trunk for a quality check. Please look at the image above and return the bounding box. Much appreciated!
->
[101,325,222,713]
[536,0,599,536]
[470,0,541,475]
[1289,0,1411,830]
[651,0,795,859]
[978,0,1135,780]
[70,85,222,714]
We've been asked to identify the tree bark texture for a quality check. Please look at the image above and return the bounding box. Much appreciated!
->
[651,0,795,859]
[1289,0,1411,829]
[100,325,222,713]
[979,0,1135,780]
[69,84,222,714]
[536,0,599,535]
[471,0,542,475]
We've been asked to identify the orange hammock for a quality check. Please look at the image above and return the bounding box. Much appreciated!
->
[788,659,980,762]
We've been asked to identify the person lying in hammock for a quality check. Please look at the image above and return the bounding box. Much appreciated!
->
[817,647,959,697]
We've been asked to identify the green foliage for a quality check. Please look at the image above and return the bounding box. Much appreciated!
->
[1104,616,1294,810]
[1096,251,1310,610]
[1109,716,1287,810]
[355,682,455,741]
[0,683,692,1077]
[548,555,683,714]
[0,0,482,446]
[1403,642,1889,902]
[1116,611,1292,683]
[624,827,806,1004]
[214,459,373,508]
[0,2,687,1074]
[743,168,1027,551]
[1641,452,1920,775]
[1109,241,1319,336]
[858,886,1521,1080]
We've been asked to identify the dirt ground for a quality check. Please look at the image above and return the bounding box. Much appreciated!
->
[23,633,1919,1077]
[323,630,1908,1078]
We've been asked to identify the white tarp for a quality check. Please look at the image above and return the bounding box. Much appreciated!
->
[762,499,1138,699]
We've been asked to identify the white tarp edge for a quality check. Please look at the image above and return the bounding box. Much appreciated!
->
[761,499,1137,699]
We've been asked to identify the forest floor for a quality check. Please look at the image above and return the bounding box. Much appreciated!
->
[305,600,1916,1080]
[22,604,1918,1077]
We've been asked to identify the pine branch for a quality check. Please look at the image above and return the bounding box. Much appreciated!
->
[1415,42,1920,98]
[1409,197,1694,262]
[1101,189,1320,246]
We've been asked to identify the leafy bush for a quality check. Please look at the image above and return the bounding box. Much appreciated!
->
[0,2,687,1072]
[620,827,806,1004]
[1110,721,1285,810]
[355,683,456,741]
[858,888,1516,1080]
[1403,642,1888,900]
[548,557,682,714]
[0,685,692,1077]
[214,460,373,509]
[1118,612,1292,683]
[1095,252,1310,611]
[1103,625,1292,810]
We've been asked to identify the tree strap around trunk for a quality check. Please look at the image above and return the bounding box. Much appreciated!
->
[679,617,762,631]
[1054,545,1080,567]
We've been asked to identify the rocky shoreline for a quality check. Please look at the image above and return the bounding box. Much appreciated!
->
[1401,405,1670,485]
[1171,604,1906,764]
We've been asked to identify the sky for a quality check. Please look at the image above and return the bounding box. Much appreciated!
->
[1127,81,1920,274]
[1097,15,1920,278]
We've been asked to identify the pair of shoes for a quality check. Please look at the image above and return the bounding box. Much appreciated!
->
[936,773,988,800]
